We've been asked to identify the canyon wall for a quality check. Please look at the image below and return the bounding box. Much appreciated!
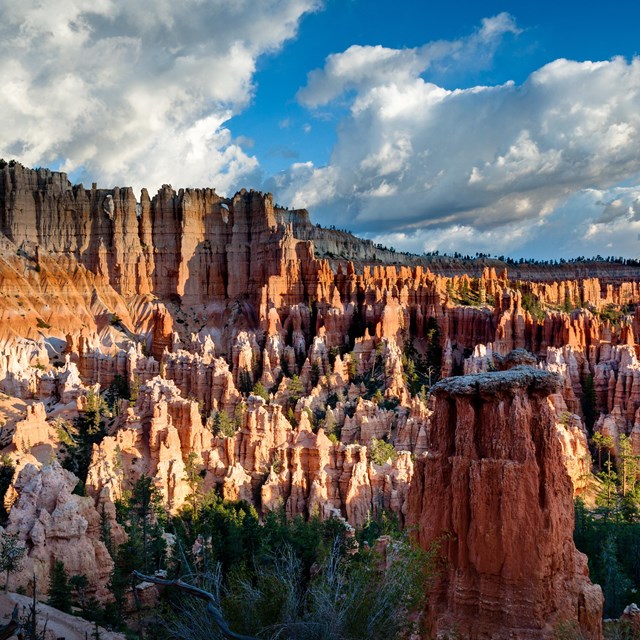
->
[0,163,636,633]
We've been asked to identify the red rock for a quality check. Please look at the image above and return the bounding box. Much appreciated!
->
[407,367,603,639]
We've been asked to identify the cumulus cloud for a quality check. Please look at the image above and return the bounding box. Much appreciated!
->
[274,15,640,258]
[364,185,640,260]
[0,0,320,193]
[297,12,520,107]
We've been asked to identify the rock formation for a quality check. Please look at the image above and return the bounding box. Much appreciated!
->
[86,381,414,527]
[3,162,640,627]
[407,367,603,639]
[3,462,123,599]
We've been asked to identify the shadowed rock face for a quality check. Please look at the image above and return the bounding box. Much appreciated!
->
[408,366,603,640]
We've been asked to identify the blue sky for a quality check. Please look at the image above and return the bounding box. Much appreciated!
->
[234,0,640,180]
[1,0,640,259]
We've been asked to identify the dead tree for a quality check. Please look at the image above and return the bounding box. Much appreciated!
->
[132,570,259,640]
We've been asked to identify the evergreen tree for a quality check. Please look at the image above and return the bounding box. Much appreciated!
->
[117,475,166,575]
[184,452,204,518]
[581,374,597,432]
[600,532,632,617]
[425,317,442,384]
[21,576,47,640]
[251,381,269,402]
[0,456,14,525]
[322,410,338,439]
[347,354,358,381]
[69,573,88,612]
[48,560,72,613]
[110,529,141,609]
[369,439,398,466]
[233,401,246,430]
[129,374,141,403]
[105,374,129,413]
[618,434,637,498]
[287,375,304,409]
[591,431,613,472]
[238,370,253,394]
[214,410,235,438]
[0,532,25,591]
[129,475,165,573]
[61,389,107,484]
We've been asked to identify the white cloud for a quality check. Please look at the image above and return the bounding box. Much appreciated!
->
[297,12,519,107]
[366,184,640,260]
[0,0,320,193]
[273,21,640,257]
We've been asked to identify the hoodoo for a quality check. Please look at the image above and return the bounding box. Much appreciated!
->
[407,366,603,639]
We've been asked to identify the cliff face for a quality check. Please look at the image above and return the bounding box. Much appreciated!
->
[407,367,603,639]
[2,163,640,375]
[0,164,318,309]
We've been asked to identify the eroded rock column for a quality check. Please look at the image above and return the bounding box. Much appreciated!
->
[407,366,603,639]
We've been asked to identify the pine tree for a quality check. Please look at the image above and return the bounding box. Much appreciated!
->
[347,354,358,381]
[591,431,613,472]
[599,532,632,617]
[233,401,246,430]
[618,434,637,497]
[214,410,235,438]
[425,317,442,383]
[48,560,72,613]
[251,381,269,402]
[184,452,204,518]
[129,475,165,573]
[288,375,304,409]
[0,532,25,591]
[22,576,47,640]
[581,374,597,432]
[70,573,88,612]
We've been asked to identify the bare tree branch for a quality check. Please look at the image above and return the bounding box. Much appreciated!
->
[132,571,259,640]
[0,604,20,640]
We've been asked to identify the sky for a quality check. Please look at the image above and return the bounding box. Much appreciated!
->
[1,1,640,260]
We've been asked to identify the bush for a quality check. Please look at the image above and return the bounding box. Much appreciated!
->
[163,512,434,640]
[369,438,398,466]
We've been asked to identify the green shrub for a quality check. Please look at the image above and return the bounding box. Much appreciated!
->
[369,438,398,466]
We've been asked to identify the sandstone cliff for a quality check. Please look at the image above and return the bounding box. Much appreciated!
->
[3,462,122,599]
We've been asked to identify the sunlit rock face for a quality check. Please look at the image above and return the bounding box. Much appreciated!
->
[3,462,123,599]
[407,367,603,640]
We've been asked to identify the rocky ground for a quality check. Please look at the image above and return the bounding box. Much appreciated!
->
[0,592,125,639]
